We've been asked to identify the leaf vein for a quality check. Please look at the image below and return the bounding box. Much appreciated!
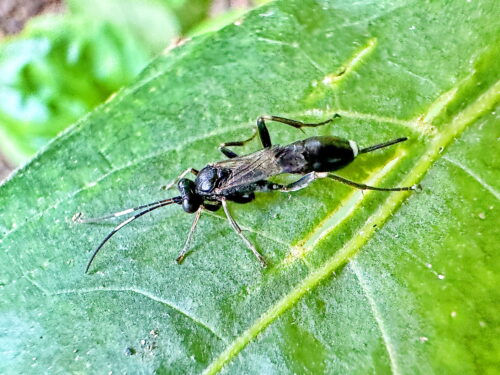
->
[52,287,226,342]
[204,210,293,251]
[350,261,400,375]
[202,79,500,374]
[301,108,421,132]
[442,156,499,200]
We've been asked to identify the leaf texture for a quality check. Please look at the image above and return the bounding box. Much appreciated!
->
[0,0,499,373]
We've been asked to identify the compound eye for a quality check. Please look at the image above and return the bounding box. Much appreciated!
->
[182,198,199,213]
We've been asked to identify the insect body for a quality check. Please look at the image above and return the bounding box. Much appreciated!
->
[75,114,420,273]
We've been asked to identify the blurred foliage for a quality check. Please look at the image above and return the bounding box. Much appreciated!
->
[162,0,212,34]
[0,0,240,165]
[187,0,271,37]
[0,14,153,163]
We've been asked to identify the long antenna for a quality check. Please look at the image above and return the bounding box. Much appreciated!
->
[84,197,180,273]
[359,137,408,154]
[73,198,177,223]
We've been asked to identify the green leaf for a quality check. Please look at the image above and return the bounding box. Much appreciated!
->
[1,0,498,373]
[0,1,180,164]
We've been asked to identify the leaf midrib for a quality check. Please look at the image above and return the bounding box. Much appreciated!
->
[202,79,500,375]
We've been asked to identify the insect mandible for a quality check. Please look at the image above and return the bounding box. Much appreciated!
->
[74,114,420,273]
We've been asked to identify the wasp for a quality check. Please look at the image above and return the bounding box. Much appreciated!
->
[75,114,420,273]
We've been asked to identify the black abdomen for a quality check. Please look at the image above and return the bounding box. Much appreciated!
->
[277,136,356,174]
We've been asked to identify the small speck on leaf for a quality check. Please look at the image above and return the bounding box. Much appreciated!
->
[125,347,136,356]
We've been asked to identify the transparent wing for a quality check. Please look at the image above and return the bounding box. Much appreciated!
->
[212,148,284,191]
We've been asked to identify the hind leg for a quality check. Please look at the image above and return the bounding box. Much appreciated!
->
[256,114,341,148]
[274,172,419,192]
[218,129,257,158]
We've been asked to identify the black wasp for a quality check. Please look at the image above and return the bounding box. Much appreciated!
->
[75,114,419,273]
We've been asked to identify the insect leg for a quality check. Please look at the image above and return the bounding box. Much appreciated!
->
[176,207,203,264]
[278,172,420,192]
[326,174,421,191]
[203,201,222,211]
[260,114,340,130]
[278,173,318,192]
[218,129,257,158]
[257,113,341,148]
[257,113,340,147]
[256,117,272,148]
[161,168,199,191]
[252,181,284,192]
[221,199,267,267]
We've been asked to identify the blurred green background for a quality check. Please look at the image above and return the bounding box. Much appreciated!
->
[0,0,270,178]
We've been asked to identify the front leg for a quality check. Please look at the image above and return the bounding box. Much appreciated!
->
[161,168,199,191]
[176,207,203,264]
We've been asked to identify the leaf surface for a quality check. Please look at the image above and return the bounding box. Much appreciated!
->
[1,0,499,373]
